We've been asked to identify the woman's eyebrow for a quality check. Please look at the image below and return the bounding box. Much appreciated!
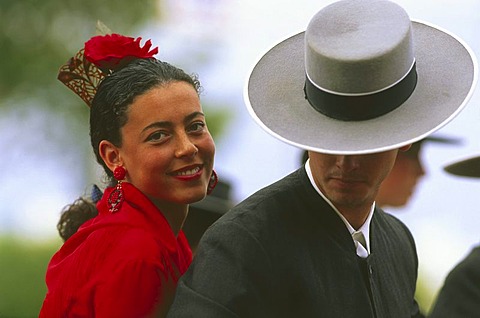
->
[141,121,171,133]
[184,111,205,124]
[141,112,205,133]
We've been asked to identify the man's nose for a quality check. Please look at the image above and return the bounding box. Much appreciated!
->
[336,155,360,171]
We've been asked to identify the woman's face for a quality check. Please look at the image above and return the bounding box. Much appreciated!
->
[117,81,215,207]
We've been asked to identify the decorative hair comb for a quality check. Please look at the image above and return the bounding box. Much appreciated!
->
[57,22,159,107]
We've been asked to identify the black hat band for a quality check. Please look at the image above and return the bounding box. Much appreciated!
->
[304,62,418,121]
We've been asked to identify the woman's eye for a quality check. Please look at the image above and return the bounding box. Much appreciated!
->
[147,131,168,142]
[189,122,206,133]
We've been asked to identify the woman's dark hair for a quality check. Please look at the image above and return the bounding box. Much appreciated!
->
[57,58,201,241]
[57,197,98,242]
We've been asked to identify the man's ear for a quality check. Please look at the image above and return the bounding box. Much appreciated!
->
[399,144,412,152]
[99,140,122,172]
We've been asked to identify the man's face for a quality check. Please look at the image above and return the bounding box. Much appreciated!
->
[308,148,403,211]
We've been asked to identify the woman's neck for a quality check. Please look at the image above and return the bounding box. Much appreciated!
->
[149,198,188,237]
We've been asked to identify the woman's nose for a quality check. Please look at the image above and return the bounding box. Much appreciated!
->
[175,134,198,158]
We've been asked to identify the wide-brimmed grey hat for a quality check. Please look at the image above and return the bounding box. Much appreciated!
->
[444,155,480,178]
[245,0,477,154]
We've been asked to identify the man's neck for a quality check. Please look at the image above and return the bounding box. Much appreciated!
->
[336,206,371,230]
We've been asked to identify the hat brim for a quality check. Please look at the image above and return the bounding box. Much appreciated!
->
[422,135,461,146]
[444,155,480,178]
[245,21,477,155]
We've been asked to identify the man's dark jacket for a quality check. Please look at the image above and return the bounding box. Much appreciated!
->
[168,167,423,317]
[429,245,480,318]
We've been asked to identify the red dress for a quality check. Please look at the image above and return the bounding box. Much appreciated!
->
[39,182,192,317]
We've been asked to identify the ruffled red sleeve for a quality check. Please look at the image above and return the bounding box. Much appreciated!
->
[40,183,192,317]
[95,259,166,317]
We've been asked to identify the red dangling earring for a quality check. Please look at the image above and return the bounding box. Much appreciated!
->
[207,170,218,195]
[108,166,126,213]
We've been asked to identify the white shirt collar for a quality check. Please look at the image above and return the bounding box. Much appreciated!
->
[305,159,374,253]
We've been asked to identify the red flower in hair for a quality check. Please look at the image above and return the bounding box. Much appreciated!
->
[84,33,158,72]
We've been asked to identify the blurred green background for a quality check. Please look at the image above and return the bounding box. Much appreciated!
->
[0,237,60,317]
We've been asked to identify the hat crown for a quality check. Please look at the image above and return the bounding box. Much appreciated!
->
[306,0,414,94]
